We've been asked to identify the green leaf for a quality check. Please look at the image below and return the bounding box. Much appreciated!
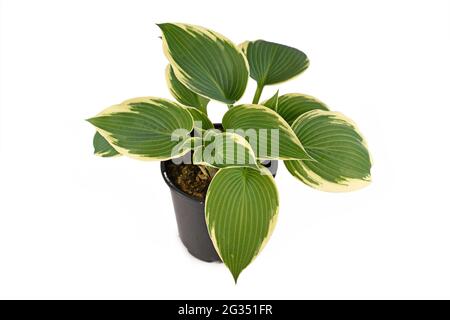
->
[185,106,214,132]
[262,93,329,125]
[205,166,279,282]
[87,97,194,160]
[158,23,249,104]
[93,131,120,157]
[240,40,309,86]
[193,131,258,169]
[285,110,372,192]
[222,104,312,160]
[166,64,209,114]
[262,90,279,110]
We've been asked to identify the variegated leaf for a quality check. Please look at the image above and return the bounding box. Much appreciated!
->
[222,104,312,160]
[166,64,209,114]
[93,131,120,157]
[158,23,248,104]
[87,97,194,160]
[240,40,309,86]
[205,166,279,282]
[185,106,214,132]
[285,110,371,191]
[262,93,329,125]
[262,90,279,110]
[193,130,258,169]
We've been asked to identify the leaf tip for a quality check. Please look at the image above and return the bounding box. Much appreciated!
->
[85,117,95,125]
[231,270,241,284]
[156,22,171,32]
[86,117,103,131]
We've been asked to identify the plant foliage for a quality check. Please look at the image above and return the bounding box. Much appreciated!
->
[88,23,372,282]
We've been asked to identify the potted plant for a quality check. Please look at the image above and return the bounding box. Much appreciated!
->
[87,23,372,283]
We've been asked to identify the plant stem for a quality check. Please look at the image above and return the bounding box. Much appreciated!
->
[198,165,210,178]
[252,83,264,104]
[198,164,218,179]
[205,166,218,178]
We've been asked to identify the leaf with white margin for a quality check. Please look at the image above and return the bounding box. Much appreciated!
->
[158,23,249,104]
[166,64,209,114]
[205,166,279,282]
[222,104,312,160]
[285,110,371,191]
[87,97,194,160]
[193,130,258,169]
[240,40,309,86]
[262,93,329,125]
[185,106,214,132]
[262,90,279,110]
[93,131,120,157]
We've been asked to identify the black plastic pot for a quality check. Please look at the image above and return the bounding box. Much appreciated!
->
[161,159,278,263]
[161,123,278,262]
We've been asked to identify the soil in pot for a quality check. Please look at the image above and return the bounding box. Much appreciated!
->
[165,162,212,201]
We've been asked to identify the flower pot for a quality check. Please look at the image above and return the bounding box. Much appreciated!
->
[161,158,278,263]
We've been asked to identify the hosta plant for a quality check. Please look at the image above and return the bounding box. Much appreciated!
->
[87,23,372,282]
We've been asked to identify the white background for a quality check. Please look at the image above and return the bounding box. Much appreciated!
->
[1,0,449,299]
